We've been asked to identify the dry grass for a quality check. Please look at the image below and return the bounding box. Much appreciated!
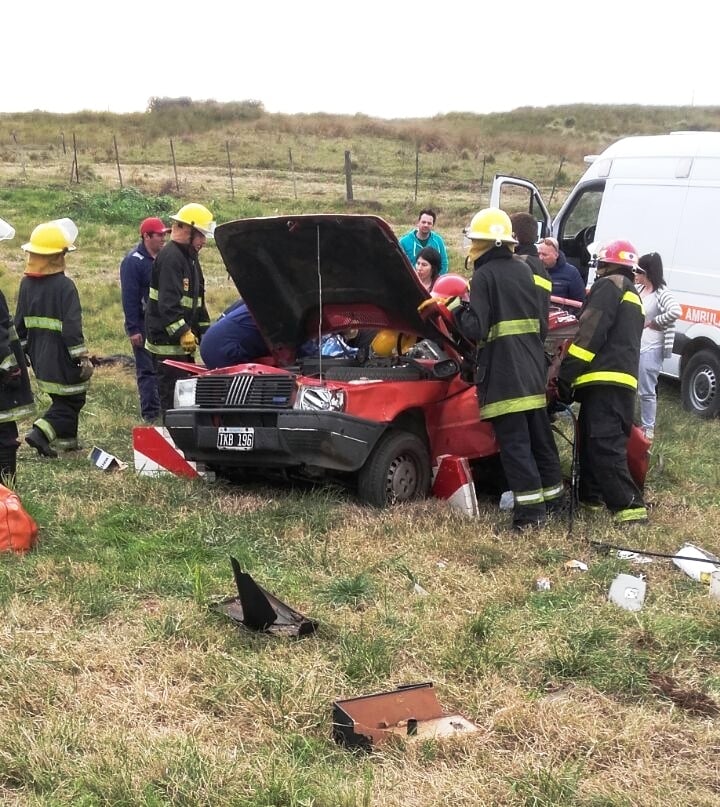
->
[3,386,719,805]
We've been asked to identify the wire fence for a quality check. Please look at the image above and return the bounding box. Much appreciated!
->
[2,132,577,220]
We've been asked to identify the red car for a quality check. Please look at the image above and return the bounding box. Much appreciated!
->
[164,215,647,506]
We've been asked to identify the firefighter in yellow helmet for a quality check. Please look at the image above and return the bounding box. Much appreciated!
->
[15,218,92,459]
[145,203,216,415]
[452,208,563,530]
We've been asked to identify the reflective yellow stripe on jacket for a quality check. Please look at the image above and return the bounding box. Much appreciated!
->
[25,315,62,331]
[574,371,638,390]
[487,318,540,342]
[567,343,595,363]
[623,290,644,311]
[24,315,85,356]
[145,341,187,356]
[534,275,552,293]
[482,393,547,419]
[37,379,90,396]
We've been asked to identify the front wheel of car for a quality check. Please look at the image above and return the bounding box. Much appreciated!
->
[357,430,431,507]
[681,349,720,418]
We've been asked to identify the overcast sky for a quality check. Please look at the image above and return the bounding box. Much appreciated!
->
[2,1,717,118]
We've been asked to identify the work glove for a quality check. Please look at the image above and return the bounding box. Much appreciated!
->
[417,296,463,322]
[179,330,199,355]
[77,355,94,382]
[555,377,574,405]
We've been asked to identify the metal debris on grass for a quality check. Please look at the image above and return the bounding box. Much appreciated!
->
[672,543,720,584]
[88,446,128,471]
[616,549,654,564]
[214,556,317,637]
[332,682,478,750]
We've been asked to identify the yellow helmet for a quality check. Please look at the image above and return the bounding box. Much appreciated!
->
[22,218,78,254]
[371,330,416,357]
[170,203,216,237]
[465,208,517,245]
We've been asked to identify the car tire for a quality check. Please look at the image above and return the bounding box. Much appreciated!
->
[357,430,431,507]
[681,349,720,418]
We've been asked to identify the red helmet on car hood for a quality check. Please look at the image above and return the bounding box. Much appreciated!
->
[432,273,470,300]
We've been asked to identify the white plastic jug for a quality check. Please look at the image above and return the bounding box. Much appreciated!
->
[608,574,646,611]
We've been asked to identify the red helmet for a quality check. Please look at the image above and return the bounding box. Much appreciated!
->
[432,273,470,300]
[596,239,638,269]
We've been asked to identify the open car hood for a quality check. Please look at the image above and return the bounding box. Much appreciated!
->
[214,214,435,363]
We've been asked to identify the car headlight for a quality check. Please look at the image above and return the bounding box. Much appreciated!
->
[294,384,345,412]
[173,377,198,408]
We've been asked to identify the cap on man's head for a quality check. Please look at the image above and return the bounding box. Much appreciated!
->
[140,217,170,236]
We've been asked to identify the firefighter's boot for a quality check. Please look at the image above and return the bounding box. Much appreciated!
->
[25,427,58,459]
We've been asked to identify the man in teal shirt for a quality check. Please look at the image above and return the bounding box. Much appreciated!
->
[398,209,449,274]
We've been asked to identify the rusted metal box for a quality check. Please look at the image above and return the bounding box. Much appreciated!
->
[332,682,477,749]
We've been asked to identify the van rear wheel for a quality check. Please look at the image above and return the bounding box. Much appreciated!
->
[681,349,720,418]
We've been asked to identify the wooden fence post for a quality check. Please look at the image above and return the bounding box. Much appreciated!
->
[415,147,419,203]
[11,133,26,180]
[170,138,180,193]
[113,135,123,188]
[549,156,565,206]
[479,155,487,204]
[344,150,353,202]
[288,148,297,200]
[71,132,79,183]
[226,141,235,200]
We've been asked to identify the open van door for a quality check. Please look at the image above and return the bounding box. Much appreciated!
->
[491,173,605,286]
[490,175,553,238]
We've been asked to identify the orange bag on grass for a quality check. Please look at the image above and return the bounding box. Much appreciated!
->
[0,484,38,553]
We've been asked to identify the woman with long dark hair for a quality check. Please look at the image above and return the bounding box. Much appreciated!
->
[414,246,442,292]
[634,252,681,440]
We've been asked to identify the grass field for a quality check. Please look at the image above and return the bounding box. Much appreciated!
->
[0,109,719,805]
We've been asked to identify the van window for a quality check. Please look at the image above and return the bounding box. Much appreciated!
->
[562,189,603,240]
[495,183,549,236]
[556,181,605,280]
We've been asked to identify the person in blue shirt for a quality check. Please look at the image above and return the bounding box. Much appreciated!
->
[398,209,449,275]
[120,217,168,422]
[199,300,269,369]
[537,237,586,304]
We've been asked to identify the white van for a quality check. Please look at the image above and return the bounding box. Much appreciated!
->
[491,131,720,418]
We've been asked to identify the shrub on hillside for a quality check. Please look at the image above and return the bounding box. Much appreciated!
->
[68,187,178,225]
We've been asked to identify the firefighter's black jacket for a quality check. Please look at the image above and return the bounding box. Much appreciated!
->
[558,270,643,393]
[145,240,210,357]
[15,273,89,397]
[454,246,552,420]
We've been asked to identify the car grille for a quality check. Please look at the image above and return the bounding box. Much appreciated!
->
[195,374,296,408]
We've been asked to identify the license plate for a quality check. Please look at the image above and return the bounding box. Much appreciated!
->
[217,427,254,451]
